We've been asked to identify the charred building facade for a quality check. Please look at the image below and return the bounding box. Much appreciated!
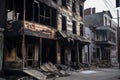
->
[2,0,90,72]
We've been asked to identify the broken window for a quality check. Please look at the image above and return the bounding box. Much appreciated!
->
[72,20,76,34]
[7,0,57,28]
[72,0,76,12]
[7,0,24,22]
[80,24,83,36]
[80,5,83,17]
[62,0,67,7]
[39,2,57,28]
[62,16,67,31]
[105,17,107,26]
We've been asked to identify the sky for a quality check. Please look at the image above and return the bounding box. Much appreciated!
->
[84,0,117,21]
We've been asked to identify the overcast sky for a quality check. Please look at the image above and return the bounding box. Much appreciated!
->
[84,0,117,19]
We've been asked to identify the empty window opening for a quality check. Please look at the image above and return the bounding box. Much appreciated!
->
[80,24,84,36]
[105,17,107,26]
[62,0,67,7]
[7,0,24,21]
[62,16,67,31]
[7,0,57,28]
[72,0,76,12]
[33,2,39,22]
[72,20,76,34]
[39,2,57,28]
[80,5,83,17]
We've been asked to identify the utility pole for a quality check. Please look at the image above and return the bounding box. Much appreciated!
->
[117,10,120,69]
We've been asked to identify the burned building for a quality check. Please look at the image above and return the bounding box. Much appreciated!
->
[3,0,90,76]
[84,8,117,64]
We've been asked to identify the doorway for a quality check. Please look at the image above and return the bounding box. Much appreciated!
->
[61,46,65,64]
[79,47,82,63]
[26,44,35,67]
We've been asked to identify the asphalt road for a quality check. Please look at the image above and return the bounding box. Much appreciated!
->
[48,67,120,80]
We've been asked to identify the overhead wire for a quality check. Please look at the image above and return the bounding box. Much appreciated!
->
[103,0,117,17]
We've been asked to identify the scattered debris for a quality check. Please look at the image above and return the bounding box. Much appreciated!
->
[91,60,113,68]
[70,63,90,70]
[40,62,70,78]
[23,69,47,80]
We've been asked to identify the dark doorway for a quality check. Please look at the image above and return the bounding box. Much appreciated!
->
[42,39,56,64]
[71,49,76,64]
[96,48,100,59]
[26,44,35,67]
[61,46,65,64]
[79,47,82,63]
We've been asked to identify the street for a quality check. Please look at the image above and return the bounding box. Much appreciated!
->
[48,67,120,80]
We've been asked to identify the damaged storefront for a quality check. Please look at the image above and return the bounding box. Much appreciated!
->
[5,0,58,70]
[57,31,90,66]
[4,0,88,79]
[5,21,57,70]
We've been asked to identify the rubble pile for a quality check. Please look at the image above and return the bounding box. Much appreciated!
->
[40,62,69,78]
[70,63,90,70]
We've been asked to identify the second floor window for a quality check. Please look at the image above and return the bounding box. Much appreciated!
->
[62,16,67,31]
[33,2,57,28]
[62,0,67,7]
[80,5,83,17]
[72,0,76,12]
[105,17,107,26]
[80,24,83,36]
[72,20,76,34]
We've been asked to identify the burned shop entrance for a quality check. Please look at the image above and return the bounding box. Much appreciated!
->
[42,39,56,64]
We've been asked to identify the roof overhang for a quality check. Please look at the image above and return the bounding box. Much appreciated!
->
[57,31,90,44]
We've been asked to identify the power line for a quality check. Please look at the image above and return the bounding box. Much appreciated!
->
[103,0,117,16]
[104,0,116,11]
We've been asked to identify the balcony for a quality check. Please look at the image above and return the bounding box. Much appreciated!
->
[6,20,57,39]
[95,26,116,46]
